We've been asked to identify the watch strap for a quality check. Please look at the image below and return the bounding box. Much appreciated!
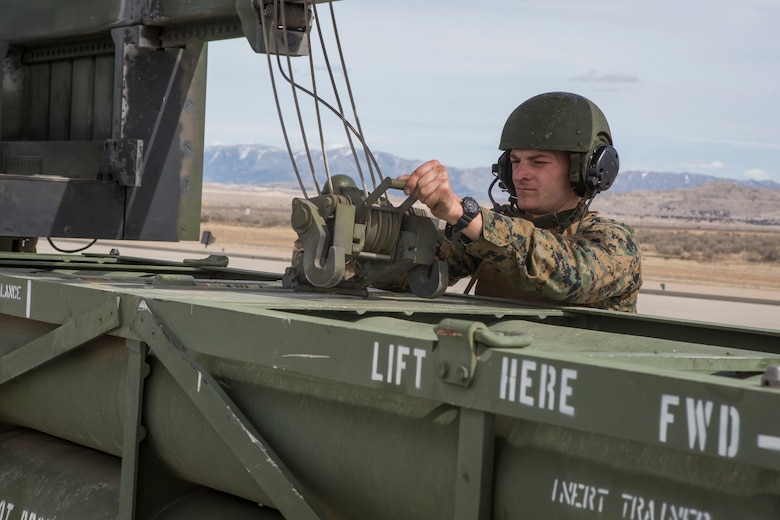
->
[453,197,480,231]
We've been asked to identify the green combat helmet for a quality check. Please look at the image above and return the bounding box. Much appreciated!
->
[493,91,620,198]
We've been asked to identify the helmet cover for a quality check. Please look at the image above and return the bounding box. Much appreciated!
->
[499,92,612,153]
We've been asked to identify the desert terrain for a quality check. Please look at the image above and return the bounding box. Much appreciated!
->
[201,183,780,295]
[37,183,772,329]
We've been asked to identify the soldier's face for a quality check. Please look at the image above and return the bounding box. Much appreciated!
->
[509,149,581,217]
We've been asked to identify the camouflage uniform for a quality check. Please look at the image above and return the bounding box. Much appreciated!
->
[440,207,642,312]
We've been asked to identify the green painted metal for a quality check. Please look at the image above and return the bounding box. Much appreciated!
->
[132,301,327,519]
[0,297,119,384]
[0,428,285,519]
[119,339,149,520]
[0,267,779,518]
[454,409,494,520]
[3,1,780,518]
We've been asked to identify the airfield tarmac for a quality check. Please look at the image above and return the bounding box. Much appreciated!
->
[38,235,779,332]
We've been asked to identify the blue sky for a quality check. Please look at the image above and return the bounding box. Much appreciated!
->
[204,0,780,183]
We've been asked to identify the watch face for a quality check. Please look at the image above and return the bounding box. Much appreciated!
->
[462,197,480,217]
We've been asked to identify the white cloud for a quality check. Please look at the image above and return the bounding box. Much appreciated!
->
[571,70,641,85]
[680,160,727,172]
[743,169,770,181]
[203,0,780,182]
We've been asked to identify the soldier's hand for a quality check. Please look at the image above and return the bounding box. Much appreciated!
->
[398,160,462,224]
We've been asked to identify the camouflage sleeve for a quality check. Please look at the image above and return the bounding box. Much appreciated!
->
[434,229,480,282]
[464,208,642,305]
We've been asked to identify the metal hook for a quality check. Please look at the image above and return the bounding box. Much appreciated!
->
[291,198,345,288]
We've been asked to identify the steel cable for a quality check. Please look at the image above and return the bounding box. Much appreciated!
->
[265,0,385,200]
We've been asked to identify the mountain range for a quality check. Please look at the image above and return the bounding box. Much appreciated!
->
[203,144,780,226]
[203,144,780,199]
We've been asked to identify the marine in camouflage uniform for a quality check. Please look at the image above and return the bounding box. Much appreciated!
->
[402,92,642,312]
[438,208,641,312]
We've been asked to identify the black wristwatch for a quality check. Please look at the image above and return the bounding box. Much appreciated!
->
[453,196,480,231]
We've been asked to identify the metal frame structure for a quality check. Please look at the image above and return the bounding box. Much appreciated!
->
[0,0,314,240]
[3,2,780,519]
[1,254,780,518]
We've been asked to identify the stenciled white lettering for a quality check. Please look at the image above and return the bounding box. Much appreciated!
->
[658,393,740,458]
[519,360,536,407]
[0,500,16,520]
[20,510,55,520]
[686,398,713,451]
[499,357,516,400]
[550,477,715,519]
[370,341,427,389]
[395,345,410,386]
[499,356,577,417]
[559,369,577,416]
[539,363,556,410]
[0,283,22,301]
[718,404,740,457]
[620,493,712,520]
[659,395,679,443]
[551,478,608,513]
[621,492,652,520]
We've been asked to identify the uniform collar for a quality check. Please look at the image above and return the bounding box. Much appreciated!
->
[521,208,577,229]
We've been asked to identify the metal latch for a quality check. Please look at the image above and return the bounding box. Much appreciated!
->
[434,319,533,387]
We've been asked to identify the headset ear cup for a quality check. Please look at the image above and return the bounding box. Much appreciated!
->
[498,150,515,195]
[492,151,514,196]
[584,145,620,195]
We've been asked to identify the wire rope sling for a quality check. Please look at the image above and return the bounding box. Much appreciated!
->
[253,1,447,297]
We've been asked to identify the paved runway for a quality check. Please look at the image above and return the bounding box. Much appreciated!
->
[37,238,779,332]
